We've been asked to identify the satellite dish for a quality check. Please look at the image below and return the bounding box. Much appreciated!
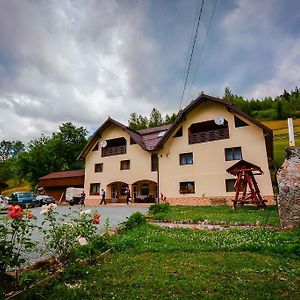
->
[214,116,224,125]
[100,140,107,148]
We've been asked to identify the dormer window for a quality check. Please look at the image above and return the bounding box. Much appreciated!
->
[157,131,167,138]
[234,116,249,128]
[92,143,99,151]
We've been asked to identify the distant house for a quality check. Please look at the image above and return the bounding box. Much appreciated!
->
[38,170,84,201]
[78,93,274,205]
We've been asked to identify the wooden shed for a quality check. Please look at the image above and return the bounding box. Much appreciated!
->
[38,170,85,202]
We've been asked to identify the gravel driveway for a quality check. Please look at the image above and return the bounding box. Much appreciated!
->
[19,204,149,264]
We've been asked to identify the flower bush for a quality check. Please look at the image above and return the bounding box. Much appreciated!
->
[41,205,101,264]
[0,205,37,278]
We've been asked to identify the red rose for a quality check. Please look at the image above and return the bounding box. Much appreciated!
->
[92,213,101,224]
[27,213,33,219]
[8,205,23,219]
[7,205,15,211]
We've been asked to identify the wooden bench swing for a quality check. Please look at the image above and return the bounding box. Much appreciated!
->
[226,160,267,210]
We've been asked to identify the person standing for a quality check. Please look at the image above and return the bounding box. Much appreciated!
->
[126,187,132,205]
[80,191,86,207]
[100,189,106,205]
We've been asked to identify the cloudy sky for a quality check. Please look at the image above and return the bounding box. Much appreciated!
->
[0,0,299,143]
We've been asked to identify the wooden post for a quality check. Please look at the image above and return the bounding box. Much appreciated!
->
[288,118,295,147]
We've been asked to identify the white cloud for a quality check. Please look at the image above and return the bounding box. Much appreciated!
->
[0,0,300,143]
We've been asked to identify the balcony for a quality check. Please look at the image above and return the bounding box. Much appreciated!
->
[189,127,229,144]
[102,145,126,157]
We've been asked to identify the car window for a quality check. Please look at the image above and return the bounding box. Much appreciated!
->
[17,192,33,198]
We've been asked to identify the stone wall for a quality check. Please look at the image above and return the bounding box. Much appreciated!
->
[165,195,275,206]
[276,147,300,229]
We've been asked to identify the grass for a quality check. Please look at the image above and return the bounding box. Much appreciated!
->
[1,184,31,197]
[261,118,300,130]
[151,205,280,227]
[25,224,300,299]
[260,118,300,166]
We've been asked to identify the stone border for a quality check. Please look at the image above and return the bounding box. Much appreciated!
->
[151,219,276,230]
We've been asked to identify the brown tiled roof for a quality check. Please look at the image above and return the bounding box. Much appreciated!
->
[78,94,273,160]
[138,124,171,135]
[139,124,171,151]
[39,169,85,180]
[77,118,170,159]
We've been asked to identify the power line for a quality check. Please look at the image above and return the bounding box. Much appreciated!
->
[179,0,202,100]
[186,0,218,103]
[178,0,205,110]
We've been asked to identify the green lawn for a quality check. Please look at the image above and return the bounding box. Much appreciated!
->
[151,205,280,227]
[25,225,300,299]
[274,136,300,166]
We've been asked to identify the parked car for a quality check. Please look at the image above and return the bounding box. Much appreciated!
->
[0,195,8,211]
[8,192,39,208]
[35,194,55,207]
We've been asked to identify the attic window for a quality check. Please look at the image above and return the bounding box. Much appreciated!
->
[130,137,136,145]
[157,131,167,138]
[234,116,249,128]
[173,127,183,137]
[92,143,99,151]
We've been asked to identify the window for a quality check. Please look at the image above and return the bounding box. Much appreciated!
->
[173,127,183,137]
[234,115,249,128]
[225,179,236,192]
[180,153,193,165]
[90,183,100,195]
[151,154,158,171]
[180,181,195,194]
[225,179,243,192]
[92,142,99,151]
[141,183,149,195]
[121,184,128,195]
[157,131,167,138]
[94,163,103,172]
[120,160,130,170]
[225,147,242,161]
[130,137,136,145]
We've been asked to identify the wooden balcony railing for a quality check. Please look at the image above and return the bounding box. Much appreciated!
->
[102,145,126,157]
[189,128,229,144]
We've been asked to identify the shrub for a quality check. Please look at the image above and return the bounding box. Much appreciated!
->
[148,203,170,215]
[41,205,101,264]
[19,270,46,287]
[120,212,146,232]
[0,205,37,278]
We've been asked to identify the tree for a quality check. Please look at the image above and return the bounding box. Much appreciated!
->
[0,140,25,161]
[149,108,163,128]
[13,123,88,186]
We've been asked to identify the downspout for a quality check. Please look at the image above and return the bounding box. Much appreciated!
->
[157,155,160,203]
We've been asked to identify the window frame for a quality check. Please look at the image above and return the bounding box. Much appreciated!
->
[179,152,193,165]
[90,183,100,195]
[151,154,158,171]
[225,147,242,161]
[94,163,103,173]
[179,181,195,194]
[120,160,130,170]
